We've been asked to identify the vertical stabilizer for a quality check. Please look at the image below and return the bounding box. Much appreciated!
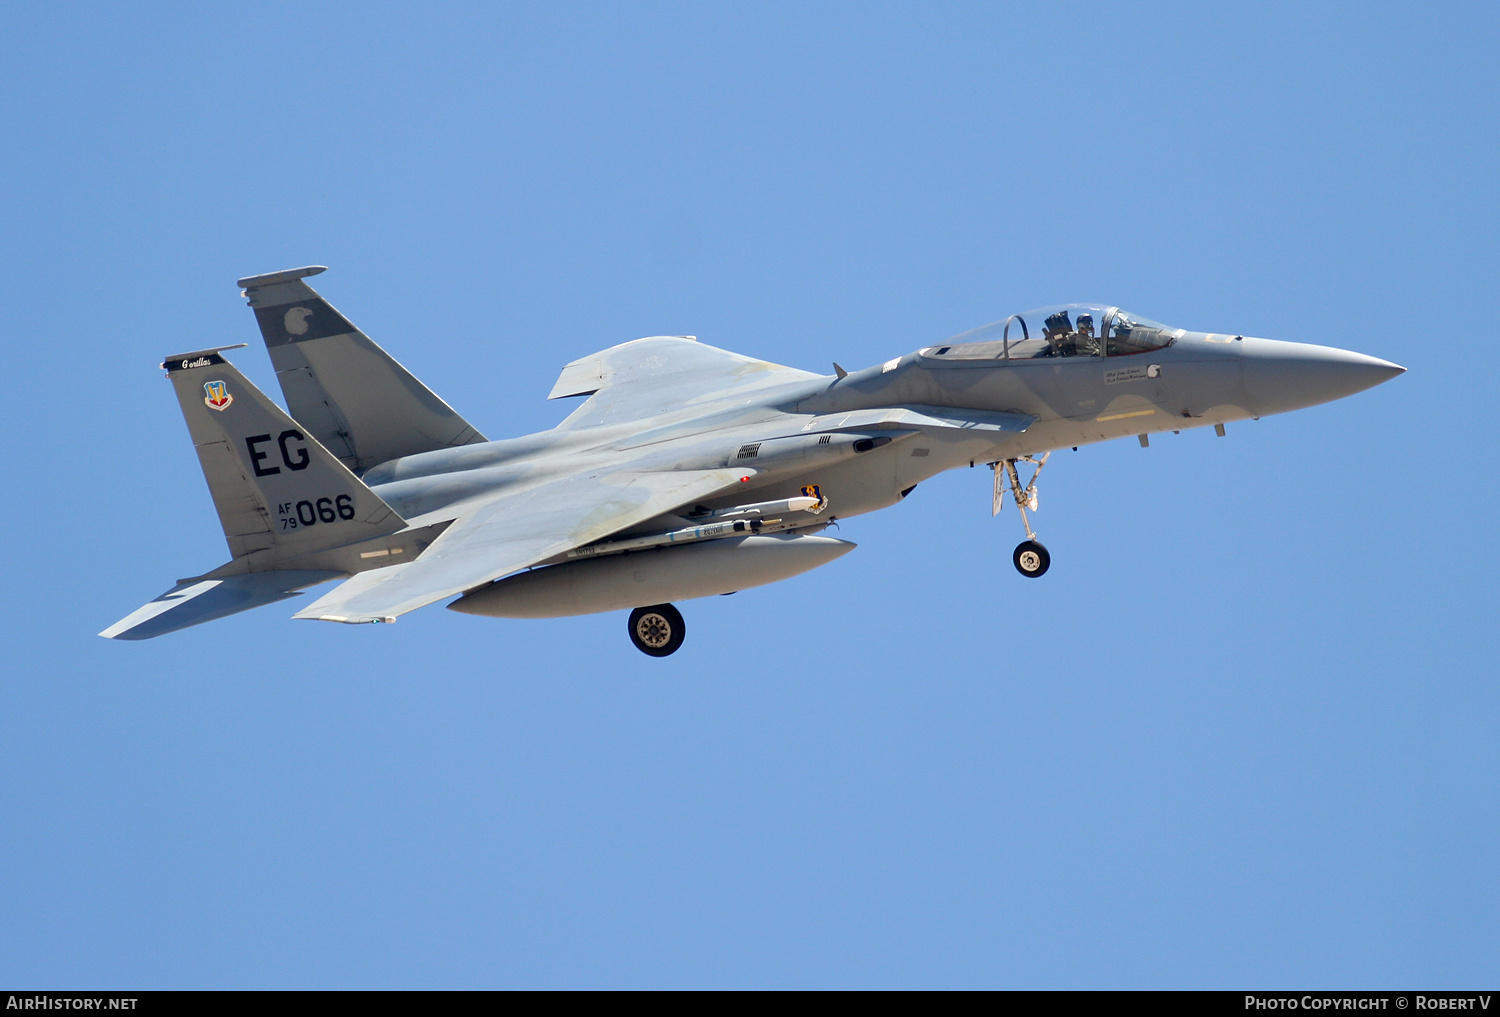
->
[237,267,487,472]
[162,347,406,566]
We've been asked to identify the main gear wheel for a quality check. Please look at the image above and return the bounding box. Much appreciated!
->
[628,604,686,656]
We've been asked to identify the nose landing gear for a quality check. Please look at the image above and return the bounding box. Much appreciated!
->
[992,453,1052,578]
[628,603,686,656]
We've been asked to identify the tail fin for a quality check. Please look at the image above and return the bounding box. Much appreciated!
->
[163,346,407,565]
[237,266,486,472]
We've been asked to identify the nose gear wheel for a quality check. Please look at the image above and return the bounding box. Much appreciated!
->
[1013,540,1050,577]
[628,603,686,657]
[991,453,1054,577]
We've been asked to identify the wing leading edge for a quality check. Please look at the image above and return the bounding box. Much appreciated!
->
[295,467,754,624]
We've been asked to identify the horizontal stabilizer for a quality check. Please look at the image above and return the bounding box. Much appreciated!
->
[100,570,341,640]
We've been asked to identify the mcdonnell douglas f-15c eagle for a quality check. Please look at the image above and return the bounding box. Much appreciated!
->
[103,267,1403,655]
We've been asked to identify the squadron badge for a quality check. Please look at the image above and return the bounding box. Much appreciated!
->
[203,379,233,411]
[799,484,829,511]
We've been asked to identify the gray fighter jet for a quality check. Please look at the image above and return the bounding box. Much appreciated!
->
[102,267,1403,655]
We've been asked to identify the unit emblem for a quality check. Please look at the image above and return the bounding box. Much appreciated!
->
[284,307,313,336]
[203,380,233,411]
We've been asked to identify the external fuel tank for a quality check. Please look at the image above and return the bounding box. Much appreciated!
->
[449,532,855,619]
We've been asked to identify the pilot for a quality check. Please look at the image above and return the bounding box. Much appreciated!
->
[1074,312,1099,356]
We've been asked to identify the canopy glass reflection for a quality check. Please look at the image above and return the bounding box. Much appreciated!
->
[925,304,1181,361]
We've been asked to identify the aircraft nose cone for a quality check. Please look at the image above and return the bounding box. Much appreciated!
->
[1239,338,1404,417]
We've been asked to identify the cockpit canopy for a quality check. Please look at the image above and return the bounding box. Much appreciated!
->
[923,304,1182,361]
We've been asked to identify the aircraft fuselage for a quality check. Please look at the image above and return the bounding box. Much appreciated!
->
[361,328,1401,531]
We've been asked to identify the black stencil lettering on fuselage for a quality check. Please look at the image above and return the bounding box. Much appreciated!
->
[277,429,311,471]
[246,434,280,476]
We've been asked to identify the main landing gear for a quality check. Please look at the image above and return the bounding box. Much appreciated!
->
[628,603,686,656]
[992,453,1052,578]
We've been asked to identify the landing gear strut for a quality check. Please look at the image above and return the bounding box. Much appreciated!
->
[628,603,686,656]
[992,453,1052,578]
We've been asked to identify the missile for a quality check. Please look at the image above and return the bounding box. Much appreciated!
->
[562,495,831,561]
[696,494,826,521]
[566,518,764,560]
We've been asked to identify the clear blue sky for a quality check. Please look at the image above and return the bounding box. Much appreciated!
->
[1,1,1495,988]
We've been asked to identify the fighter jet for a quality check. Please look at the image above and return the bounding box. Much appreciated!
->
[102,267,1403,655]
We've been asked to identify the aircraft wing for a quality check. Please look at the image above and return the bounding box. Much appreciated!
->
[293,467,751,624]
[548,336,824,429]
